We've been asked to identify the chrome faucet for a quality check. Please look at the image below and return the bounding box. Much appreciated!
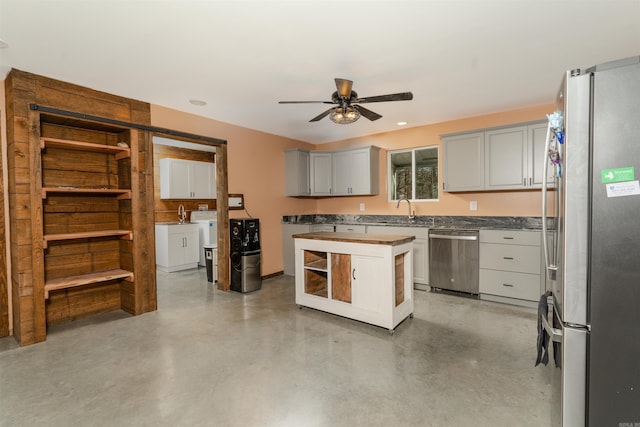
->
[396,198,416,220]
[178,204,186,223]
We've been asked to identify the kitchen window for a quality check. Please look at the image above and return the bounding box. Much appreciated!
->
[388,146,439,201]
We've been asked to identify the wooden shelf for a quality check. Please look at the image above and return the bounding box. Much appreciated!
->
[42,187,132,199]
[43,229,133,248]
[44,268,134,299]
[304,259,328,271]
[40,137,131,160]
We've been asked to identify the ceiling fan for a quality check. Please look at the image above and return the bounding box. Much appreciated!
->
[278,78,413,124]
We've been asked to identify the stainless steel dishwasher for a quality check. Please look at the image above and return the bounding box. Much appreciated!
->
[428,229,479,294]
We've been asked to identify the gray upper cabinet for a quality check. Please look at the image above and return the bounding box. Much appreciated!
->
[284,149,310,196]
[310,152,333,195]
[443,121,551,192]
[529,122,555,188]
[332,146,379,196]
[484,126,528,190]
[485,122,552,190]
[285,146,379,197]
[442,132,485,192]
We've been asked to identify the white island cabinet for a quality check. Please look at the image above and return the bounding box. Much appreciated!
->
[367,225,429,288]
[293,232,414,332]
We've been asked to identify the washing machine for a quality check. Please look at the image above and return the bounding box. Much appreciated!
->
[190,210,218,270]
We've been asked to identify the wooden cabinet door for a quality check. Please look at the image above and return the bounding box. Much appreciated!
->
[331,253,351,303]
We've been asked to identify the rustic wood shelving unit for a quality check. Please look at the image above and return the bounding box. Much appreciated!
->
[40,135,136,300]
[4,70,160,346]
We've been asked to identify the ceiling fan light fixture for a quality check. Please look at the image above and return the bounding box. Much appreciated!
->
[329,106,360,124]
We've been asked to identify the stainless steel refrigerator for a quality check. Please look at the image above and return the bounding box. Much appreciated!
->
[540,56,640,426]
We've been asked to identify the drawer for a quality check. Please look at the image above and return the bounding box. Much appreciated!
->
[311,224,335,232]
[366,225,428,239]
[335,224,366,233]
[480,229,540,246]
[480,243,540,274]
[480,269,540,301]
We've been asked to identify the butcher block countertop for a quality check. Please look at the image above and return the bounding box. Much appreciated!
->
[292,232,415,246]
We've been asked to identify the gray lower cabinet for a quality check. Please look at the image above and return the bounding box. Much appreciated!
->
[367,225,429,287]
[479,229,543,306]
[282,224,311,276]
[335,224,366,233]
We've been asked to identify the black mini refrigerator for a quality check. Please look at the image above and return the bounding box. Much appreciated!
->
[229,218,262,293]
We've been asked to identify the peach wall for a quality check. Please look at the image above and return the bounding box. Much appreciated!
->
[150,105,317,276]
[316,104,555,217]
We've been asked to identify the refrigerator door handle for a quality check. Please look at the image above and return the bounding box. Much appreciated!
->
[540,300,563,343]
[541,121,558,281]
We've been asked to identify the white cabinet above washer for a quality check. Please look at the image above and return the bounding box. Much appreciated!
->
[160,158,216,199]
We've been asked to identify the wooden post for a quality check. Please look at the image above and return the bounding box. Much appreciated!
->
[216,144,230,291]
[28,108,46,343]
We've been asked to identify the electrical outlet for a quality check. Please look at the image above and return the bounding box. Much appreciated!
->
[359,203,365,212]
[470,201,478,211]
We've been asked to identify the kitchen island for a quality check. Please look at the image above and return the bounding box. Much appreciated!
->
[293,232,415,332]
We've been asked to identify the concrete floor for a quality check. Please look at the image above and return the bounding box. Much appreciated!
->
[0,269,556,426]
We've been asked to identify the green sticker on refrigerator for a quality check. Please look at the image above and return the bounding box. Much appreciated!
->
[601,167,635,183]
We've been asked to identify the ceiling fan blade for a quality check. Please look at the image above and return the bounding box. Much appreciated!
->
[354,105,382,121]
[309,108,334,122]
[334,78,353,99]
[355,92,413,103]
[278,100,335,104]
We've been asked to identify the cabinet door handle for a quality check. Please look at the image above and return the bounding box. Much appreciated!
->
[523,177,526,186]
[529,177,532,186]
[502,283,514,287]
[352,268,356,280]
[503,256,514,260]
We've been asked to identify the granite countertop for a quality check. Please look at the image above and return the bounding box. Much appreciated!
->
[293,232,415,246]
[283,214,551,231]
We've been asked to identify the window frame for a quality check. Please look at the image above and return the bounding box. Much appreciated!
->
[387,145,439,202]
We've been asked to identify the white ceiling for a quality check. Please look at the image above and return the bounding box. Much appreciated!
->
[1,1,639,144]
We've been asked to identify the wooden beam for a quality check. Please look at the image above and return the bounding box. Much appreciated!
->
[216,144,230,291]
[28,108,47,343]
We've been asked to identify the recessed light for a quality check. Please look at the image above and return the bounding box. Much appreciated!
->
[0,39,8,49]
[397,121,408,126]
[189,99,207,106]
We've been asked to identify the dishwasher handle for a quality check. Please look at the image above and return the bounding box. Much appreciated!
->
[429,233,478,241]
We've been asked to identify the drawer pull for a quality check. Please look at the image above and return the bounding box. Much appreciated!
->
[503,257,514,260]
[503,237,514,240]
[503,283,514,287]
